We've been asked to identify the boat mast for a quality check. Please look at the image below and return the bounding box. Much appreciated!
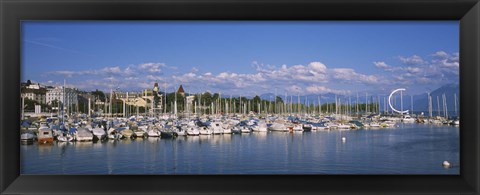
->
[318,95,321,115]
[454,93,458,117]
[297,91,300,115]
[428,93,432,118]
[174,85,177,117]
[239,94,242,115]
[400,90,403,114]
[411,95,413,115]
[356,92,359,115]
[164,82,167,116]
[349,96,352,116]
[62,79,65,125]
[290,94,293,115]
[365,92,368,113]
[443,94,448,119]
[21,95,25,120]
[383,96,386,114]
[109,88,112,119]
[274,88,277,114]
[437,96,440,117]
[335,94,338,115]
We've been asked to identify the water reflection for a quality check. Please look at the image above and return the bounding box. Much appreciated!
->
[21,124,460,175]
[37,144,53,155]
[147,137,160,143]
[252,132,268,141]
[74,141,93,149]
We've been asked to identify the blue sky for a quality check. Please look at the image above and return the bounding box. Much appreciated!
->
[22,21,459,96]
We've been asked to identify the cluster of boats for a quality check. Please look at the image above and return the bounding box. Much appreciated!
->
[20,113,459,145]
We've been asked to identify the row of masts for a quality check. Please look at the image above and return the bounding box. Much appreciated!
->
[99,89,459,119]
[26,83,457,120]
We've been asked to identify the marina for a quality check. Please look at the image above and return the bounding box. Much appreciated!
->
[20,81,461,175]
[20,21,460,175]
[20,105,460,175]
[21,122,459,174]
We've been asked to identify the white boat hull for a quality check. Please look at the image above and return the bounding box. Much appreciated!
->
[147,130,161,137]
[176,131,187,136]
[57,135,74,142]
[223,129,232,134]
[134,131,147,137]
[21,133,35,140]
[76,136,93,142]
[199,129,212,135]
[268,123,288,131]
[187,127,200,136]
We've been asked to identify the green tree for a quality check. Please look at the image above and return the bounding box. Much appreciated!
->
[153,91,161,107]
[202,92,212,107]
[78,101,86,113]
[275,96,284,104]
[91,89,106,102]
[212,93,220,101]
[23,99,51,112]
[251,95,261,113]
[164,92,186,113]
[23,99,37,111]
[253,95,261,103]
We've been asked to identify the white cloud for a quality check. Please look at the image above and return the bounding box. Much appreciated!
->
[429,51,459,75]
[47,62,167,78]
[332,68,378,84]
[49,70,76,77]
[399,55,425,65]
[405,67,422,74]
[452,52,459,61]
[40,52,458,96]
[146,75,164,81]
[125,77,138,81]
[374,61,389,69]
[124,66,136,76]
[439,60,459,68]
[254,62,329,84]
[138,63,165,73]
[137,82,152,89]
[432,51,449,58]
[305,85,350,95]
[100,66,122,75]
[286,85,303,94]
[417,77,435,84]
[372,51,459,90]
[308,62,327,74]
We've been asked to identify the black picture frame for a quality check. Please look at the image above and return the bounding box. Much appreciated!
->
[1,0,479,194]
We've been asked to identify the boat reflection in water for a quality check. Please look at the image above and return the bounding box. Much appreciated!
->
[21,124,459,175]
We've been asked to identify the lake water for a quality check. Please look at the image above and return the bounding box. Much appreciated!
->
[20,124,459,174]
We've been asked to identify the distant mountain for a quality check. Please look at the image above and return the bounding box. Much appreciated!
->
[259,93,275,100]
[256,83,459,115]
[259,92,347,104]
[406,83,459,114]
[225,83,459,116]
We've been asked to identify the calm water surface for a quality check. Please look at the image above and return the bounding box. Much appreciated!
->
[21,124,459,174]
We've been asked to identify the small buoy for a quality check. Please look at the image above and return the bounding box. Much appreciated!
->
[341,137,346,142]
[443,161,451,168]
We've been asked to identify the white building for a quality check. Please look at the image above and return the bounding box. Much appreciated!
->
[26,83,45,90]
[186,95,195,113]
[21,88,47,105]
[46,86,78,106]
